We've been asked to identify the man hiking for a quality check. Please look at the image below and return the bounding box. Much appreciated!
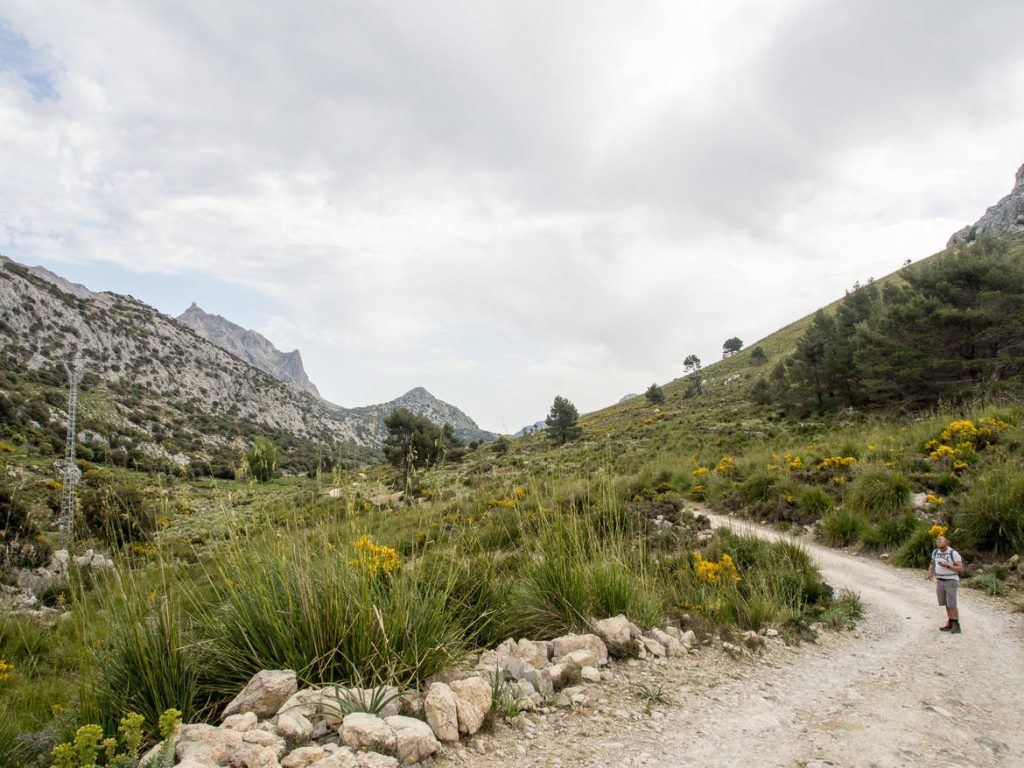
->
[927,535,964,634]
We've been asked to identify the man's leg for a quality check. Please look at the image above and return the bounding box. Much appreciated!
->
[948,583,961,633]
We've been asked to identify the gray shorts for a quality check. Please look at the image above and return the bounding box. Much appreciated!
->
[936,578,958,608]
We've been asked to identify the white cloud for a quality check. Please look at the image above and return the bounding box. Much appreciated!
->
[2,1,1023,431]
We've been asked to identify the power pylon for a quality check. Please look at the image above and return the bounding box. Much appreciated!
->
[59,358,86,546]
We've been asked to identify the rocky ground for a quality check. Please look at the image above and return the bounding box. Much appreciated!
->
[433,514,1024,768]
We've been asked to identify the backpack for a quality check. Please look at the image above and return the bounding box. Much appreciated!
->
[932,548,963,576]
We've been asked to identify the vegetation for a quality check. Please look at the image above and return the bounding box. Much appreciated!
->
[645,383,665,404]
[545,396,582,445]
[722,337,744,357]
[241,438,280,483]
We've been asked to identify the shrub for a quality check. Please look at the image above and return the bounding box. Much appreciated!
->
[79,481,155,545]
[965,572,1007,596]
[242,438,280,482]
[957,463,1024,555]
[861,511,919,550]
[739,469,778,504]
[818,509,864,547]
[796,485,833,518]
[645,384,665,404]
[891,523,934,568]
[818,589,863,630]
[844,466,910,518]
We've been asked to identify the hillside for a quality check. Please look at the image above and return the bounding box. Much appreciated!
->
[0,258,494,477]
[177,303,322,398]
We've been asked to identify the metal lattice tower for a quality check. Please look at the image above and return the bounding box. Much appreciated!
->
[59,358,86,545]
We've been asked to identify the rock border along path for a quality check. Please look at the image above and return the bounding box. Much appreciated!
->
[437,512,1024,768]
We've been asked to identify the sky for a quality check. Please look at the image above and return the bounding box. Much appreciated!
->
[2,1,1024,434]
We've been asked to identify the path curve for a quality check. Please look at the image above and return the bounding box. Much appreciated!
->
[440,513,1024,768]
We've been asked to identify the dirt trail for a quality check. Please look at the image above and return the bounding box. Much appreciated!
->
[438,513,1024,768]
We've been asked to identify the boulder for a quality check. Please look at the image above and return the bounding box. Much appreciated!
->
[510,638,550,668]
[307,749,363,768]
[231,744,281,768]
[550,633,608,666]
[175,724,243,765]
[222,670,298,720]
[223,712,259,732]
[450,676,492,736]
[640,636,666,657]
[282,746,328,768]
[396,691,424,719]
[742,630,765,649]
[580,666,601,683]
[340,713,395,754]
[276,688,324,721]
[547,660,581,690]
[276,709,314,742]
[423,682,459,742]
[679,630,697,649]
[384,716,440,764]
[591,616,634,657]
[646,628,684,657]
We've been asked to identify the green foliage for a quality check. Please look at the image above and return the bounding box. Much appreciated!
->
[242,438,280,483]
[892,523,935,568]
[321,686,402,719]
[683,354,701,374]
[965,572,1007,596]
[818,509,864,547]
[50,710,159,768]
[722,337,743,357]
[796,485,833,517]
[957,462,1024,555]
[545,396,582,445]
[749,346,768,366]
[382,409,464,473]
[79,479,155,545]
[844,465,910,519]
[739,469,778,504]
[818,589,863,630]
[645,383,665,405]
[773,239,1024,413]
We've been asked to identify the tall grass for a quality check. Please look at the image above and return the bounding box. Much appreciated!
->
[844,465,910,518]
[958,462,1024,555]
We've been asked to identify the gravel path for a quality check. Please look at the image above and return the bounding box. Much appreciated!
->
[435,513,1024,768]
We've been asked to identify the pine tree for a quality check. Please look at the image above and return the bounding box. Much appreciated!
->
[645,383,665,404]
[545,396,582,444]
[722,337,744,357]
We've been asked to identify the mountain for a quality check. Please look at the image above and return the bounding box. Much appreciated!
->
[515,420,547,437]
[948,162,1024,247]
[26,264,95,300]
[0,257,494,473]
[351,386,495,446]
[177,303,321,398]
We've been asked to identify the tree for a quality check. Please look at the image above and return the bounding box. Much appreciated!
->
[545,396,582,444]
[645,383,665,404]
[683,354,704,396]
[750,346,768,366]
[683,354,702,375]
[491,435,511,456]
[722,337,744,357]
[243,438,280,483]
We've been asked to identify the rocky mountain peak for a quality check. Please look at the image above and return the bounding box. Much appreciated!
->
[948,161,1024,247]
[177,303,322,399]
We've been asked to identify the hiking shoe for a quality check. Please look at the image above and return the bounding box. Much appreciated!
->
[949,622,962,634]
[939,621,953,631]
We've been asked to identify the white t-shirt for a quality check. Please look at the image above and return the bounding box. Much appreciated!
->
[932,547,962,581]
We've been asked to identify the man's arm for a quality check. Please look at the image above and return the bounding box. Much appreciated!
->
[949,553,965,574]
[927,560,935,580]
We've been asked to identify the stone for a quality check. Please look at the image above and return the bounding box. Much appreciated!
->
[645,628,684,657]
[1009,554,1021,571]
[632,639,647,659]
[425,667,467,686]
[232,744,281,768]
[223,712,259,732]
[662,625,683,642]
[765,628,780,638]
[241,728,287,756]
[450,676,492,736]
[139,741,163,767]
[276,688,324,721]
[640,636,666,657]
[591,615,634,657]
[679,630,697,649]
[175,724,243,765]
[276,709,314,742]
[911,492,929,508]
[222,670,298,720]
[396,691,424,719]
[547,660,581,690]
[384,715,440,764]
[511,638,550,668]
[423,682,459,742]
[742,630,765,649]
[580,665,601,683]
[340,713,395,754]
[550,633,608,666]
[561,647,603,670]
[282,746,328,768]
[307,749,364,768]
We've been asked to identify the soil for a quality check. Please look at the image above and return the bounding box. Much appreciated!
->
[433,512,1024,768]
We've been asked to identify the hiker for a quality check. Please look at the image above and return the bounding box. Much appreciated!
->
[927,535,964,634]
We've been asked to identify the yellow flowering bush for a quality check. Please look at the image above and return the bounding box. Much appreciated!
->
[929,524,948,539]
[940,417,1008,448]
[349,534,401,576]
[692,466,709,477]
[784,453,804,471]
[925,493,945,506]
[715,456,735,475]
[819,456,856,471]
[689,484,706,501]
[0,658,13,683]
[693,552,742,584]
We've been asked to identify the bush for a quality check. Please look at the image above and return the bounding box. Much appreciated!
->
[861,511,919,550]
[818,509,864,547]
[79,481,154,545]
[844,465,910,518]
[891,523,934,568]
[242,438,280,483]
[739,469,778,504]
[796,485,833,517]
[955,465,1024,555]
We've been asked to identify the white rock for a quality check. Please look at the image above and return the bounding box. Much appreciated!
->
[396,691,424,719]
[222,670,298,720]
[646,628,684,657]
[591,616,634,657]
[547,660,581,690]
[282,746,327,768]
[340,712,396,754]
[640,636,666,657]
[175,724,243,765]
[450,676,492,736]
[550,633,608,666]
[679,630,697,649]
[223,712,259,732]
[276,709,313,742]
[510,638,550,668]
[384,715,440,764]
[276,688,324,721]
[424,682,459,742]
[580,666,601,683]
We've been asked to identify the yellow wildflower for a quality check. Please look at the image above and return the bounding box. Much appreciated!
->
[349,534,401,576]
[692,466,709,477]
[929,524,948,539]
[925,493,944,506]
[0,659,13,683]
[692,552,742,584]
[715,456,735,475]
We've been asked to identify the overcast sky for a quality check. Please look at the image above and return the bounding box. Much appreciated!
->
[2,1,1024,433]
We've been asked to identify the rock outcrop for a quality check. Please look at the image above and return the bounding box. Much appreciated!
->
[948,162,1024,247]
